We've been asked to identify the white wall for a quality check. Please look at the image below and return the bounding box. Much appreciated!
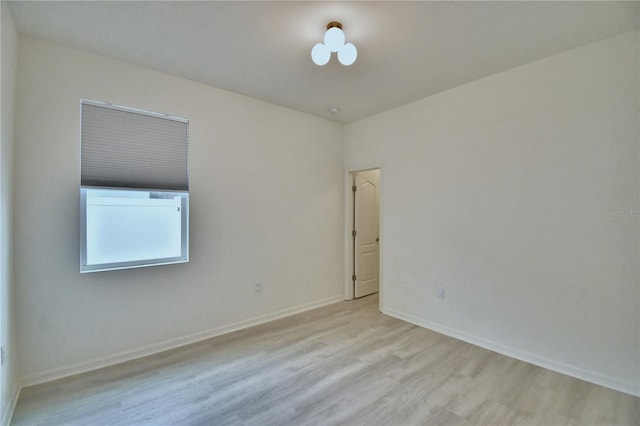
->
[0,2,19,424]
[345,31,639,395]
[14,37,344,383]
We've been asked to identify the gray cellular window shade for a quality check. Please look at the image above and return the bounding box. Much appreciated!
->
[81,100,189,191]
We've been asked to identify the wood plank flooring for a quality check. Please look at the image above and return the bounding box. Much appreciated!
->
[12,295,639,425]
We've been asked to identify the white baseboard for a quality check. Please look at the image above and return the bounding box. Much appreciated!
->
[1,384,20,426]
[383,306,640,398]
[21,295,344,388]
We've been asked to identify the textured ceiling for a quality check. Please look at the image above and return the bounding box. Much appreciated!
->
[8,1,639,123]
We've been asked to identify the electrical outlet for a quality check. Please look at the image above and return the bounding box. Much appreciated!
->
[437,287,445,299]
[254,282,263,294]
[1,345,6,366]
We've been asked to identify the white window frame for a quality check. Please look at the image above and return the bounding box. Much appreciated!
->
[80,100,189,273]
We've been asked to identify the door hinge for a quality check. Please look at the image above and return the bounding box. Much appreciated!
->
[352,230,357,237]
[352,274,357,282]
[352,185,357,192]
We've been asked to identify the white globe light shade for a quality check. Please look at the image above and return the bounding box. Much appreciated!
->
[337,43,357,66]
[311,43,330,66]
[324,27,345,52]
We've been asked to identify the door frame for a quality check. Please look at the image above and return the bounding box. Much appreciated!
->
[344,164,383,308]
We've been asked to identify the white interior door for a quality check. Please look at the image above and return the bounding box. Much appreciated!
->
[354,169,380,298]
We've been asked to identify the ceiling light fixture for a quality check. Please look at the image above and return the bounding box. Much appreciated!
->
[311,22,357,66]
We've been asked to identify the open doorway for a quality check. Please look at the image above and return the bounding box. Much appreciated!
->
[348,168,381,300]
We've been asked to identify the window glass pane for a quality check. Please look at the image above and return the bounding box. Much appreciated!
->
[81,188,188,273]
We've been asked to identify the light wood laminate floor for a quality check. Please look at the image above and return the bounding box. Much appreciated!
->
[12,294,639,425]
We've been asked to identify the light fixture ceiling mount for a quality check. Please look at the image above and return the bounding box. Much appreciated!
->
[311,21,357,66]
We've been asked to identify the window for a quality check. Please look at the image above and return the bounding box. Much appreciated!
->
[80,100,189,273]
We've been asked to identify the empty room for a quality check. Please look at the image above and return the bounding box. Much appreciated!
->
[1,1,638,425]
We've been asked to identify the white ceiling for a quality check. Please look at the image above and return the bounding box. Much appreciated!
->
[8,1,639,123]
